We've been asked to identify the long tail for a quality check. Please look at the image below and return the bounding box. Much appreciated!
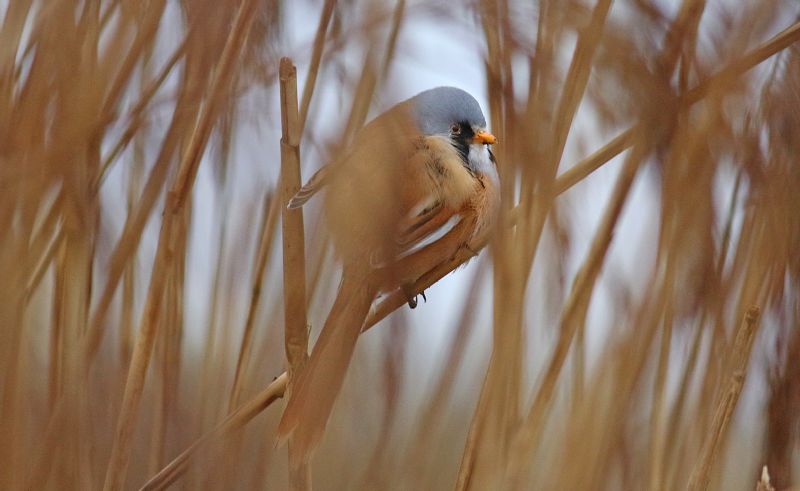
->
[276,265,377,458]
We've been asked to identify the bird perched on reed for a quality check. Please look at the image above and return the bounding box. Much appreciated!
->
[277,86,500,458]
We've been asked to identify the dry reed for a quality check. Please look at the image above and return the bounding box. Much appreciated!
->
[2,1,799,490]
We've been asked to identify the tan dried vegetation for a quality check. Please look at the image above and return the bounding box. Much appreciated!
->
[1,0,798,490]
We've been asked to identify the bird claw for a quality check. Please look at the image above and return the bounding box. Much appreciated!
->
[402,286,427,309]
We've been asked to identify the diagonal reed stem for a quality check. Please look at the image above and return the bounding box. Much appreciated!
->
[139,373,289,491]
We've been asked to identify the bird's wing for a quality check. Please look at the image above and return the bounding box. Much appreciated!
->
[288,109,412,210]
[396,199,461,253]
[287,165,332,209]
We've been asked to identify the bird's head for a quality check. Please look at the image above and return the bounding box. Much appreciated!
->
[410,86,497,169]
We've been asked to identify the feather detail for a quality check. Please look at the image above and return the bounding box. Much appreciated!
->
[388,210,476,286]
[287,165,332,209]
[397,213,462,259]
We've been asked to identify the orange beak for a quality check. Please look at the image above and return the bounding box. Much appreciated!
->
[473,130,497,145]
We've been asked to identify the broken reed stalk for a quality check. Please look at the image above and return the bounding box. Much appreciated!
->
[101,1,261,489]
[279,57,310,388]
[686,306,762,491]
[279,57,312,491]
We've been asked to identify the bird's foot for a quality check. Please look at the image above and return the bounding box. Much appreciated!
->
[402,285,427,309]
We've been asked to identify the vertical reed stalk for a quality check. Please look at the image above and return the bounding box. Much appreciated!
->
[279,56,312,491]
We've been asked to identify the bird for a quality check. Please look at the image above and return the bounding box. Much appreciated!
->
[277,86,500,459]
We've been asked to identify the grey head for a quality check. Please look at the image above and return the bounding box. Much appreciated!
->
[410,86,487,136]
[407,86,496,170]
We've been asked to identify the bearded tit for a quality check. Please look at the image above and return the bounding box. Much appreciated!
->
[277,86,500,458]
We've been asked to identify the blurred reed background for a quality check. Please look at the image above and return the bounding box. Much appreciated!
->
[1,0,799,489]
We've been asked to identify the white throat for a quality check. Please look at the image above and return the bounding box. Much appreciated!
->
[468,144,498,181]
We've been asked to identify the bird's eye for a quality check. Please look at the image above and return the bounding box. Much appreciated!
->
[450,124,461,135]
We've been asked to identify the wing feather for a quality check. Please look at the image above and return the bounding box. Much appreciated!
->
[287,166,332,209]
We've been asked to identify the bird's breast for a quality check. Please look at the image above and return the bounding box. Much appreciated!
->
[419,136,486,210]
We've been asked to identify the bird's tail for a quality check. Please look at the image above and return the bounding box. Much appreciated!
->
[276,265,377,459]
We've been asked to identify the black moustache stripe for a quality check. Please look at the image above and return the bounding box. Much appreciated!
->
[451,121,474,168]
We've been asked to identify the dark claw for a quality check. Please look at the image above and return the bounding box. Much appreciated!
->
[402,284,418,309]
[420,290,427,303]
